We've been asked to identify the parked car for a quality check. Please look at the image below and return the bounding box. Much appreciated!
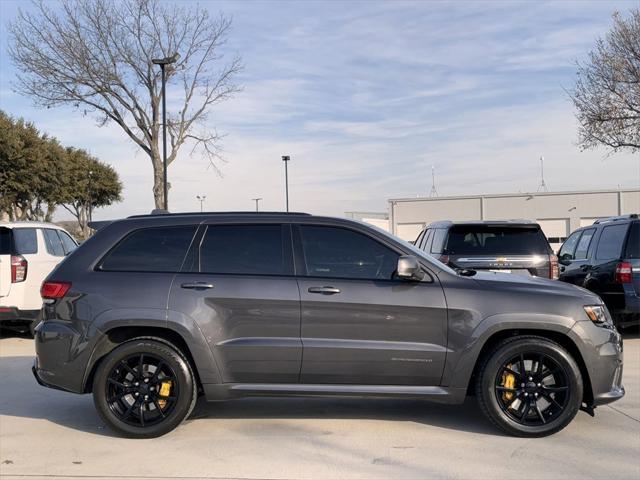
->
[414,220,558,279]
[558,214,639,328]
[0,222,77,334]
[33,212,623,438]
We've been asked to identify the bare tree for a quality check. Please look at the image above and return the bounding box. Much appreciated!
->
[570,9,640,154]
[9,0,242,209]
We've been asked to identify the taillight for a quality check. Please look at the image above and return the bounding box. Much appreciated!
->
[549,254,559,280]
[11,255,27,283]
[615,262,633,283]
[40,281,71,300]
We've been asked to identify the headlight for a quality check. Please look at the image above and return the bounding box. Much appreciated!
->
[584,305,609,325]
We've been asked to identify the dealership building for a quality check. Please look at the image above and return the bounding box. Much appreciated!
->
[347,189,640,251]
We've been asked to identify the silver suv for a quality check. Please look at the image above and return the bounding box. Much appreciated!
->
[33,212,623,438]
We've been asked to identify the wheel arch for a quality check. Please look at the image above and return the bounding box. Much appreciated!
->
[467,329,593,405]
[83,326,203,394]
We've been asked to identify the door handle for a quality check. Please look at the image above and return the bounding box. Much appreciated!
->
[308,286,341,295]
[181,282,214,290]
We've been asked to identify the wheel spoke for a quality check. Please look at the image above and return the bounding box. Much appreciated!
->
[152,361,165,381]
[502,367,521,379]
[536,354,544,376]
[519,401,531,420]
[138,354,145,377]
[519,354,526,378]
[534,403,546,424]
[107,378,128,389]
[122,400,136,419]
[541,386,568,393]
[153,399,166,418]
[139,402,145,426]
[541,391,563,409]
[120,361,136,376]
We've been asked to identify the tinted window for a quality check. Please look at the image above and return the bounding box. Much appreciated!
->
[574,229,595,260]
[100,226,197,272]
[0,228,12,255]
[431,229,447,254]
[13,228,38,255]
[299,225,399,280]
[43,229,65,256]
[58,230,77,254]
[200,225,285,275]
[421,229,433,251]
[443,226,549,255]
[626,222,640,259]
[559,231,581,260]
[414,230,425,248]
[595,224,628,260]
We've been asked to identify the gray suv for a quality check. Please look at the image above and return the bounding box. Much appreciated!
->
[33,212,624,438]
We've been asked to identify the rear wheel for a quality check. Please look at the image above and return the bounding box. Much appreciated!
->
[476,336,583,437]
[93,338,197,438]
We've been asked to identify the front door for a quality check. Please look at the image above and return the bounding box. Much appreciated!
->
[169,223,301,384]
[294,224,448,386]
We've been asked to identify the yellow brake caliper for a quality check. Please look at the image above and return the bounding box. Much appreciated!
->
[501,367,516,404]
[157,381,172,409]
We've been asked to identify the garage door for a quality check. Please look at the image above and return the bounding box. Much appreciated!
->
[537,219,569,251]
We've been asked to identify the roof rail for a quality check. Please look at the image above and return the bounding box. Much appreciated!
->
[127,211,311,219]
[593,214,638,224]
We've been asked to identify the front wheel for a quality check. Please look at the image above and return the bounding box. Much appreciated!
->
[476,336,583,437]
[93,338,197,438]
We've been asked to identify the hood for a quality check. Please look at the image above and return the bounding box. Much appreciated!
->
[470,270,599,302]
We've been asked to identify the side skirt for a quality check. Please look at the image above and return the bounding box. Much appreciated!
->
[203,383,467,404]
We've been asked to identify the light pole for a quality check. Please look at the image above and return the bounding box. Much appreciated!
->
[152,53,180,211]
[282,155,290,212]
[87,169,93,223]
[196,195,206,213]
[252,197,262,212]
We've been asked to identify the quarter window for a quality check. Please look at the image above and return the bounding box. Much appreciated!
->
[595,224,628,260]
[12,228,38,255]
[43,229,65,256]
[431,229,447,254]
[199,225,286,275]
[100,226,197,272]
[299,225,399,280]
[58,230,78,254]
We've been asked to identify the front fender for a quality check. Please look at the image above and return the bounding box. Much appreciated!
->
[442,312,576,389]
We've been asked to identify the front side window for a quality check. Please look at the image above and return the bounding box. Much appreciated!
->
[559,231,581,261]
[199,225,285,275]
[299,225,399,280]
[596,224,628,260]
[11,228,38,255]
[100,226,197,272]
[574,229,595,260]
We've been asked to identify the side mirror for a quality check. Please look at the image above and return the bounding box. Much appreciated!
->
[396,255,425,281]
[558,253,572,265]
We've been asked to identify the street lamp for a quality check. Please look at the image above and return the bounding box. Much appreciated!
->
[282,155,290,212]
[152,52,180,211]
[87,169,93,223]
[196,195,206,213]
[252,197,262,212]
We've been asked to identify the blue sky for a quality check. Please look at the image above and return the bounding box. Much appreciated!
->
[1,0,639,220]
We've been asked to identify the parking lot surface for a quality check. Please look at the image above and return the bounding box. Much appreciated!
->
[1,331,638,480]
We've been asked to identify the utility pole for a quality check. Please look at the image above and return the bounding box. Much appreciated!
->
[282,155,290,212]
[537,156,549,192]
[252,197,262,212]
[429,166,439,197]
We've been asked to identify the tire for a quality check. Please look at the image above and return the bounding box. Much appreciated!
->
[93,337,197,438]
[476,335,583,437]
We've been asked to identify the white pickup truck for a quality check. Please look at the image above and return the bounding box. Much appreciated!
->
[0,222,77,334]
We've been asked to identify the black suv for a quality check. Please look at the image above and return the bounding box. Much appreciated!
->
[33,212,623,438]
[414,221,558,279]
[558,214,639,328]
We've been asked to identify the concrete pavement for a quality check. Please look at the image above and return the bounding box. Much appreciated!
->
[1,331,638,480]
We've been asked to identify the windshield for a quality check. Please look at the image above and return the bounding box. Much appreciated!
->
[444,225,550,255]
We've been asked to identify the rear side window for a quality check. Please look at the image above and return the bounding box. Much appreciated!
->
[43,229,65,256]
[595,224,628,260]
[574,229,595,260]
[443,226,549,255]
[58,230,78,254]
[626,223,640,259]
[431,229,447,254]
[299,225,399,280]
[0,228,11,254]
[100,226,197,272]
[199,225,285,275]
[13,228,38,254]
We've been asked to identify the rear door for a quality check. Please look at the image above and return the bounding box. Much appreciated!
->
[0,228,11,298]
[443,225,552,277]
[169,223,301,384]
[625,222,640,297]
